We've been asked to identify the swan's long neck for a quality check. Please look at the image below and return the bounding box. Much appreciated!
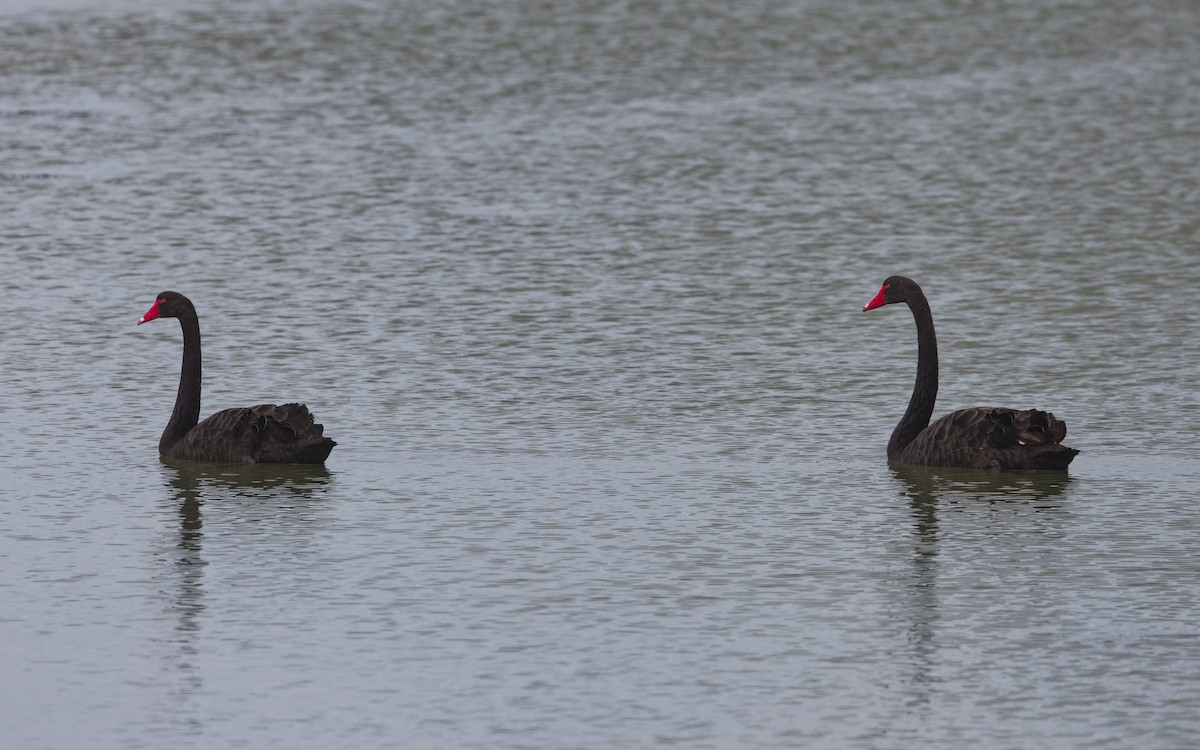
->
[161,312,202,454]
[889,293,938,457]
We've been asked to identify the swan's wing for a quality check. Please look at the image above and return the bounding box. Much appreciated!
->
[981,407,1068,447]
[904,407,1077,470]
[247,403,336,464]
[170,407,260,462]
[177,403,335,463]
[919,407,1068,450]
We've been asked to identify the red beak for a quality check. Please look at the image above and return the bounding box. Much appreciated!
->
[138,298,164,325]
[863,285,888,311]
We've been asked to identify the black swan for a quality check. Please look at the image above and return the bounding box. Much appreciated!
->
[863,276,1077,470]
[138,291,336,464]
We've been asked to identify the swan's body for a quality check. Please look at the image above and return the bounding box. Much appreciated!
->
[138,291,335,464]
[863,276,1077,471]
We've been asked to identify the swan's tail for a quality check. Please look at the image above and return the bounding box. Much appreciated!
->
[252,403,337,464]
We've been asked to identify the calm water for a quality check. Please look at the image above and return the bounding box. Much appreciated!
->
[2,0,1199,747]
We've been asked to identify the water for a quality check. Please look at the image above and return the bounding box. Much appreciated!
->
[2,0,1199,747]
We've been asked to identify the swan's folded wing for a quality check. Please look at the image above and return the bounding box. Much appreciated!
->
[247,403,336,464]
[176,403,335,463]
[174,407,263,462]
[981,408,1068,448]
[905,407,1077,470]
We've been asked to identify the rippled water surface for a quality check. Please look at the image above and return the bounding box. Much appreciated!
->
[2,1,1199,748]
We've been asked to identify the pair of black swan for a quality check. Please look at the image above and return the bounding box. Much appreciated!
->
[863,276,1077,470]
[138,292,335,464]
[138,280,1076,471]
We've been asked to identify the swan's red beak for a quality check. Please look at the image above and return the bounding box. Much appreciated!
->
[138,299,164,325]
[863,285,888,311]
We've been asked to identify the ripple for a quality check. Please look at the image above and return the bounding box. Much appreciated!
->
[2,1,1198,748]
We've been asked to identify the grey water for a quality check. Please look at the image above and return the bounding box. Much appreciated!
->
[2,0,1199,747]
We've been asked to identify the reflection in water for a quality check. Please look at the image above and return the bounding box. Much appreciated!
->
[154,459,332,732]
[162,458,333,501]
[886,463,1071,703]
[890,463,1072,509]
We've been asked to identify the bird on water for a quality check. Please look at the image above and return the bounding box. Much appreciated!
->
[138,291,335,464]
[863,276,1077,470]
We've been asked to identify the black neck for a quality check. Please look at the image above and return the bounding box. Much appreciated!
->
[161,311,202,453]
[888,292,938,457]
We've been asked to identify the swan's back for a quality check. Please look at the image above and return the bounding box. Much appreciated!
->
[164,402,336,464]
[893,407,1078,470]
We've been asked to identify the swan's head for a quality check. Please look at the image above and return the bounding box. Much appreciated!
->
[138,291,193,325]
[863,275,922,311]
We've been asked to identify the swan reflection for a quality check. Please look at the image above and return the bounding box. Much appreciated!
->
[890,462,1071,508]
[886,462,1071,699]
[157,457,332,630]
[162,457,333,500]
[153,459,333,729]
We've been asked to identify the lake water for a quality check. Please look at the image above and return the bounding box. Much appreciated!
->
[2,0,1199,748]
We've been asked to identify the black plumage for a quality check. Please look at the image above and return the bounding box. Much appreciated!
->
[863,276,1077,470]
[138,291,336,464]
